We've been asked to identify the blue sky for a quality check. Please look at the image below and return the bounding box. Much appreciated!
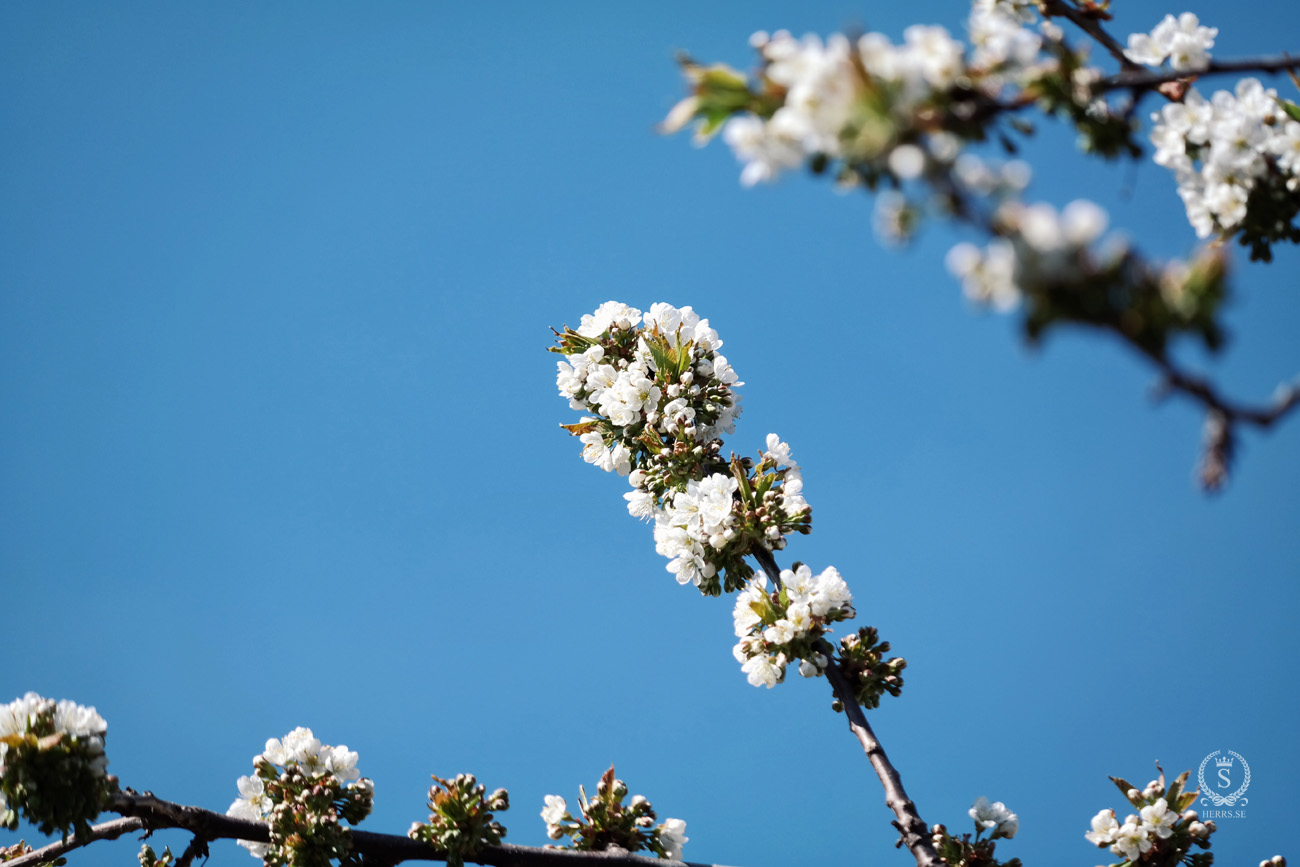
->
[2,2,1297,866]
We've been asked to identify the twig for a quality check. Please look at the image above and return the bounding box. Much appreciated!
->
[1040,0,1142,72]
[1146,353,1300,430]
[1140,348,1300,490]
[1096,54,1300,93]
[10,793,742,867]
[5,817,145,867]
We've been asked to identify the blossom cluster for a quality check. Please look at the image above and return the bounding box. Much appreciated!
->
[644,434,809,592]
[227,727,374,867]
[946,199,1229,355]
[731,564,854,688]
[554,303,811,596]
[1084,769,1214,867]
[0,693,113,840]
[1149,77,1300,258]
[408,774,508,867]
[540,767,687,861]
[555,301,741,477]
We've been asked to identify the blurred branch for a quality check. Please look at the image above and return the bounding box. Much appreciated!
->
[5,793,742,867]
[1141,349,1300,490]
[1097,54,1300,94]
[1041,0,1141,71]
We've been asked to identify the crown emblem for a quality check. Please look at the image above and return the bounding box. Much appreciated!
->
[1215,756,1234,768]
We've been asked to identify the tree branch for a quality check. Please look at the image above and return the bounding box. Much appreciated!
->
[1097,54,1300,94]
[819,647,941,867]
[1139,349,1300,489]
[5,817,145,867]
[5,793,742,867]
[745,548,940,867]
[749,546,783,588]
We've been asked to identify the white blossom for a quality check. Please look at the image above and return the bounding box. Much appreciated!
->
[970,796,1019,838]
[741,653,785,688]
[1085,808,1120,846]
[540,794,568,826]
[658,818,689,860]
[1110,820,1154,860]
[1140,798,1178,839]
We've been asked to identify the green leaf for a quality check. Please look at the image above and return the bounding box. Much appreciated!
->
[559,421,600,437]
[1166,769,1189,807]
[1279,98,1300,123]
[644,336,677,379]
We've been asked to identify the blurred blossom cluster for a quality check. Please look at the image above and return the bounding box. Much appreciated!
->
[227,727,373,867]
[666,3,1300,368]
[0,693,113,840]
[945,199,1229,355]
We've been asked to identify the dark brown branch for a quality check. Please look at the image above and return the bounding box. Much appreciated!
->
[5,817,145,867]
[745,548,939,867]
[1147,354,1300,430]
[819,645,940,867]
[1097,54,1300,94]
[8,793,740,867]
[749,546,783,588]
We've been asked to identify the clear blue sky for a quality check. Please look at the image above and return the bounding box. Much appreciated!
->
[2,2,1296,866]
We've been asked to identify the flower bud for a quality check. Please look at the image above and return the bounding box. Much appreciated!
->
[1126,789,1141,801]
